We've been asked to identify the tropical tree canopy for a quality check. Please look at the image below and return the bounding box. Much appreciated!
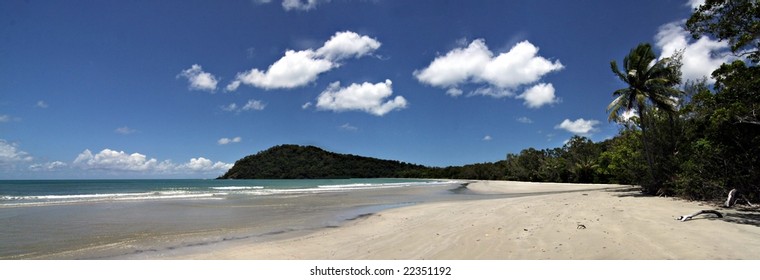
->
[608,43,682,123]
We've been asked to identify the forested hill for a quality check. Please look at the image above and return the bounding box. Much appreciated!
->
[218,145,433,179]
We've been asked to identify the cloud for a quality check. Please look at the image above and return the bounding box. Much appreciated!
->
[315,79,408,116]
[0,115,9,123]
[221,99,266,113]
[179,157,233,172]
[655,21,734,83]
[254,0,328,11]
[0,139,33,164]
[687,0,705,9]
[282,0,322,11]
[242,99,266,111]
[302,102,313,109]
[517,83,559,108]
[414,39,493,88]
[228,31,380,91]
[221,103,238,112]
[225,80,242,92]
[554,118,600,135]
[620,109,638,122]
[482,135,493,141]
[315,31,382,61]
[516,116,534,124]
[74,149,165,172]
[29,161,67,171]
[73,148,232,174]
[469,87,513,98]
[231,50,333,90]
[36,100,49,108]
[414,39,563,107]
[218,136,242,145]
[340,123,358,131]
[446,88,463,97]
[115,126,137,135]
[178,64,220,92]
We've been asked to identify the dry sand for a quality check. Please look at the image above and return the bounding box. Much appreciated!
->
[175,181,760,260]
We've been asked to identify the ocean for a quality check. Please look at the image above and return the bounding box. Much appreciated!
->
[0,179,473,259]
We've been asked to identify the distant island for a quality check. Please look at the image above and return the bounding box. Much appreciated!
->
[218,145,434,179]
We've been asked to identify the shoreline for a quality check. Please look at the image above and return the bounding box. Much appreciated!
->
[169,181,760,260]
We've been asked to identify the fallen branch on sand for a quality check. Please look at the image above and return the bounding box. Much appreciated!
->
[677,210,723,222]
[724,188,754,208]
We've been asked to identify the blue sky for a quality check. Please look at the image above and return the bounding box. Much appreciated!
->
[0,0,732,179]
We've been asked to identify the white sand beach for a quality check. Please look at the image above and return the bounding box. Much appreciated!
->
[173,181,760,260]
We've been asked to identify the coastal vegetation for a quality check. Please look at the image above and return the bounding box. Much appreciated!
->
[223,1,758,202]
[219,144,431,179]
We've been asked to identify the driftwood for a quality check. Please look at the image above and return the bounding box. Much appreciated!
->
[677,189,758,222]
[725,189,738,208]
[724,188,754,208]
[677,210,723,222]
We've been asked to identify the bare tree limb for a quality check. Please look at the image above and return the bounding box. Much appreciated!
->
[725,189,738,208]
[677,210,724,222]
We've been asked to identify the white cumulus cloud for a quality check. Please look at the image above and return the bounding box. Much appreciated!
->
[74,149,164,172]
[655,21,734,83]
[231,50,333,90]
[0,139,33,164]
[178,157,233,172]
[73,148,233,174]
[555,118,600,135]
[518,83,559,108]
[36,100,49,108]
[177,64,220,92]
[483,135,493,141]
[414,39,493,88]
[228,31,380,91]
[316,79,408,116]
[218,136,242,145]
[414,39,563,107]
[479,41,564,88]
[316,31,382,61]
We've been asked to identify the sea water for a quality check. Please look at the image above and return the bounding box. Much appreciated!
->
[0,179,472,259]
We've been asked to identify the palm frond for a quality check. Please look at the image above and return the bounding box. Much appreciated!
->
[610,61,628,83]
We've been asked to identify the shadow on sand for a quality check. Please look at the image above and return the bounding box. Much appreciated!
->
[721,209,760,227]
[606,186,648,198]
[606,187,760,227]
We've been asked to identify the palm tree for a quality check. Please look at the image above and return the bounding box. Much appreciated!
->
[609,43,682,194]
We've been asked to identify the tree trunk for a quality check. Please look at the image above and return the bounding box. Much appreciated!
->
[638,108,660,194]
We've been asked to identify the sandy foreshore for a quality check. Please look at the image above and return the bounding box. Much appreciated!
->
[172,181,760,259]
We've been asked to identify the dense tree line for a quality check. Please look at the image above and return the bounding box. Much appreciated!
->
[219,144,432,179]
